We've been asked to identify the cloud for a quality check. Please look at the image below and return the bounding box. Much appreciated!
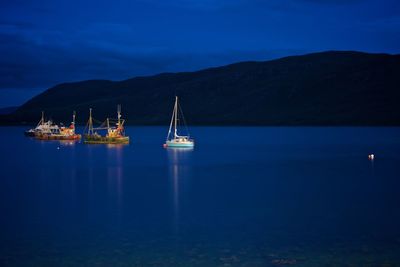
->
[0,19,305,97]
[0,0,399,103]
[298,0,364,4]
[136,0,248,10]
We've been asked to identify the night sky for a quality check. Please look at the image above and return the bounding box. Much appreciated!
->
[1,0,399,107]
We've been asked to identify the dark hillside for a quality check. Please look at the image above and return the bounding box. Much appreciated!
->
[3,51,400,125]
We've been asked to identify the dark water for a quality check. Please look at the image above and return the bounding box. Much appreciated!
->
[0,126,400,266]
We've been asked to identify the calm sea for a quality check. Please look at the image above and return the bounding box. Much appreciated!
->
[0,126,399,266]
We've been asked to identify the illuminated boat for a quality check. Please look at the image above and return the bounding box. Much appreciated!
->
[35,111,81,140]
[163,96,194,148]
[84,105,129,144]
[24,111,60,137]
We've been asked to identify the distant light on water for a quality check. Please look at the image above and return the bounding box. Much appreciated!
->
[368,154,375,160]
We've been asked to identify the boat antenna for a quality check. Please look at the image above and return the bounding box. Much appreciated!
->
[89,108,93,134]
[72,111,76,127]
[117,104,121,126]
[37,111,45,127]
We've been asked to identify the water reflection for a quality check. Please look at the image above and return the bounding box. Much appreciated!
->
[87,145,94,222]
[166,148,193,233]
[107,144,124,228]
[59,140,80,146]
[35,139,80,146]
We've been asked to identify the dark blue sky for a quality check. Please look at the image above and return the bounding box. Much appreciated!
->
[0,0,399,107]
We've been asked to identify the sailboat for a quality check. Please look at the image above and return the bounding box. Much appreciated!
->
[24,111,60,137]
[35,111,81,140]
[164,96,194,148]
[84,105,129,144]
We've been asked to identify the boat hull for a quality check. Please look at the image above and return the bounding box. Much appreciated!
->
[35,134,81,141]
[84,135,129,144]
[165,140,194,148]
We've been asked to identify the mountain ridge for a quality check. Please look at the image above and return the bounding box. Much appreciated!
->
[2,50,400,126]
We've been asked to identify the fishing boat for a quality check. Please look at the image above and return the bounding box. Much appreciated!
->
[84,105,129,144]
[35,111,81,140]
[164,96,194,148]
[24,111,60,137]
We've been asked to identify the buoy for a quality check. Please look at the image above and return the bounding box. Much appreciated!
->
[57,146,60,150]
[163,144,168,148]
[368,154,375,160]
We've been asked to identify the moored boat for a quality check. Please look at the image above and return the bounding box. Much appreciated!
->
[164,96,194,148]
[24,111,60,137]
[35,111,81,140]
[84,105,129,144]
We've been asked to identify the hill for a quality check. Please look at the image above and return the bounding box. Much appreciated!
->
[2,51,400,125]
[0,106,18,115]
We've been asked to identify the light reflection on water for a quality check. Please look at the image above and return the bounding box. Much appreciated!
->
[107,144,124,228]
[167,147,193,234]
[1,127,400,266]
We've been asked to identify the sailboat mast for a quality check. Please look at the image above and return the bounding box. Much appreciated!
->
[72,111,76,126]
[88,108,93,134]
[174,96,178,138]
[166,99,175,141]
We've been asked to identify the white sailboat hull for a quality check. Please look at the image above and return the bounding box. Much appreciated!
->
[165,139,194,148]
